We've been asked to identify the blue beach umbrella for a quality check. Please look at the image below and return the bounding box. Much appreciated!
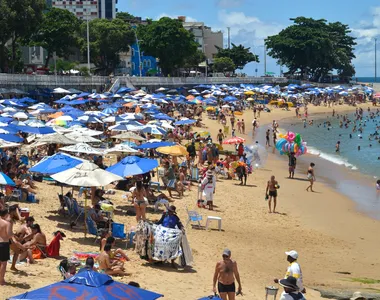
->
[17,125,55,135]
[0,134,23,142]
[0,172,15,186]
[174,119,196,126]
[9,269,163,300]
[29,152,82,175]
[106,156,159,177]
[140,125,167,135]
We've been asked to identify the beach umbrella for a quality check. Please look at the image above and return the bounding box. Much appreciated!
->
[109,124,134,131]
[105,144,140,155]
[32,133,77,146]
[0,134,23,142]
[78,115,103,124]
[53,87,71,94]
[17,125,55,135]
[65,133,101,143]
[9,269,163,300]
[112,132,146,141]
[12,112,29,120]
[156,144,188,156]
[60,143,103,155]
[69,127,103,136]
[29,152,83,175]
[106,156,159,177]
[0,172,15,186]
[135,141,175,149]
[174,119,196,126]
[140,125,167,135]
[223,137,246,144]
[102,115,125,123]
[0,139,20,148]
[51,161,122,187]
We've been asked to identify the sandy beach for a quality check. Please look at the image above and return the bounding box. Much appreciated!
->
[2,102,380,300]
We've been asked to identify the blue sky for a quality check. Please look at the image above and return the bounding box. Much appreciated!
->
[118,0,380,77]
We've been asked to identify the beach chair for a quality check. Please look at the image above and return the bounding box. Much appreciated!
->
[111,222,126,239]
[5,188,22,202]
[70,199,85,226]
[190,166,199,182]
[85,217,101,244]
[186,207,203,229]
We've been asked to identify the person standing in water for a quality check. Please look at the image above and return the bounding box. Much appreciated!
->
[306,163,316,192]
[335,141,340,153]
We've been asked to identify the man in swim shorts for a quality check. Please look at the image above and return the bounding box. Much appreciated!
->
[266,175,279,213]
[0,208,13,285]
[288,152,297,179]
[213,249,242,300]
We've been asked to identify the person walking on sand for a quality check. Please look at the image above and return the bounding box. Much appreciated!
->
[217,129,225,146]
[0,208,13,285]
[241,119,245,134]
[266,175,279,213]
[274,250,305,294]
[306,163,316,192]
[266,129,271,147]
[213,249,242,300]
[288,152,296,179]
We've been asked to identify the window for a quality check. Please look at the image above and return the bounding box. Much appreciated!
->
[147,60,151,68]
[143,60,148,67]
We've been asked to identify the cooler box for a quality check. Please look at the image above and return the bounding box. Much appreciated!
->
[20,208,30,218]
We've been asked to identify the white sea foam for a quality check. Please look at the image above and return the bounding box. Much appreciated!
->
[307,146,358,170]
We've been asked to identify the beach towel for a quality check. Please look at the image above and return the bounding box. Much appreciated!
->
[32,247,44,259]
[152,224,182,261]
[181,234,193,266]
[46,232,62,258]
[135,221,152,258]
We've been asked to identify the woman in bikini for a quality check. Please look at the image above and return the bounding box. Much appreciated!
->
[132,181,147,223]
[306,163,316,192]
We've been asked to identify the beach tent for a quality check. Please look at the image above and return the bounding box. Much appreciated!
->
[8,269,163,300]
[106,156,159,177]
[51,161,122,187]
[29,152,83,175]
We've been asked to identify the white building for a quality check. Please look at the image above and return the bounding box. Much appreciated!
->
[51,0,117,20]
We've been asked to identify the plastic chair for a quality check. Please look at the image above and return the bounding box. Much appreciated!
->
[112,222,126,239]
[206,216,222,231]
[186,207,203,229]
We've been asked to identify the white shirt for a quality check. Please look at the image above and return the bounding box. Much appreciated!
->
[285,261,304,291]
[279,291,306,300]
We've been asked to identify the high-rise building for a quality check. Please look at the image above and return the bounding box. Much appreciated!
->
[51,0,117,20]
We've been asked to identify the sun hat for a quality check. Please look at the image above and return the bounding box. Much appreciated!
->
[350,291,366,300]
[279,276,299,291]
[222,248,231,256]
[168,205,177,213]
[285,250,298,259]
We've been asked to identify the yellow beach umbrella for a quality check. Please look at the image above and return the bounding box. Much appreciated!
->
[269,100,278,105]
[247,97,255,101]
[234,111,243,116]
[206,107,215,111]
[244,91,255,95]
[196,131,211,137]
[156,145,189,156]
[286,102,294,107]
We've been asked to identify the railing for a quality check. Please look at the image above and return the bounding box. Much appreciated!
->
[0,73,108,86]
[124,76,288,86]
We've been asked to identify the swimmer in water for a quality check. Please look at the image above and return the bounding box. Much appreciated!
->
[358,145,361,151]
[335,141,340,152]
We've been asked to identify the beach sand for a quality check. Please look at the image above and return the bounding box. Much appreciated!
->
[2,103,380,300]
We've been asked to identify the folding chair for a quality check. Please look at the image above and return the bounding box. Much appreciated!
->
[186,207,203,229]
[6,188,22,202]
[71,199,84,224]
[85,217,102,244]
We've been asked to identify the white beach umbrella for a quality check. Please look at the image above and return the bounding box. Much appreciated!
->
[13,112,29,120]
[55,115,74,122]
[70,127,103,136]
[0,139,20,148]
[51,161,122,187]
[65,133,101,143]
[32,133,77,146]
[105,144,139,155]
[111,132,146,141]
[53,87,71,94]
[60,143,103,155]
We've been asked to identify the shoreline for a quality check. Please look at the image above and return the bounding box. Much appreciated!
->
[276,111,380,220]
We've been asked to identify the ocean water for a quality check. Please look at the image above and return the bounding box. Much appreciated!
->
[355,77,378,83]
[282,111,380,179]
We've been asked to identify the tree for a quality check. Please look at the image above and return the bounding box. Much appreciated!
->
[183,49,206,70]
[215,43,259,71]
[30,8,80,68]
[265,17,356,80]
[213,57,235,74]
[116,12,137,23]
[137,17,198,75]
[83,18,135,75]
[0,0,45,72]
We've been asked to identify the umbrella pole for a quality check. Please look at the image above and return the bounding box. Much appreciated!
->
[84,198,87,238]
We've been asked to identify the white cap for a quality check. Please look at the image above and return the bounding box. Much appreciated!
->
[285,250,298,259]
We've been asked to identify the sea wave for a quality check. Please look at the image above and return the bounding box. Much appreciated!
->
[307,146,358,170]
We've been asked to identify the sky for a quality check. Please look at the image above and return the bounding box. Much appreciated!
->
[118,0,380,77]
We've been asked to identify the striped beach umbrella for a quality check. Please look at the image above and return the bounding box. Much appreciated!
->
[0,172,15,186]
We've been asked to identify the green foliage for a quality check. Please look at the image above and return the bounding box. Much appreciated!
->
[30,7,80,68]
[349,278,380,284]
[183,49,206,69]
[216,43,259,71]
[82,18,135,75]
[50,59,78,73]
[116,12,136,23]
[213,57,235,73]
[137,17,198,75]
[0,0,45,72]
[265,17,356,79]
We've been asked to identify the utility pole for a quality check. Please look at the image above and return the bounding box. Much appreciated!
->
[227,27,231,49]
[86,14,91,75]
[375,38,377,83]
[264,43,267,76]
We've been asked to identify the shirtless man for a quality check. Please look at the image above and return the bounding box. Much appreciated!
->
[266,175,279,213]
[11,216,34,271]
[0,208,13,285]
[213,249,242,300]
[98,244,129,276]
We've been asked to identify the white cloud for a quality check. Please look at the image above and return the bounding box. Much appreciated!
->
[156,13,197,22]
[216,0,245,8]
